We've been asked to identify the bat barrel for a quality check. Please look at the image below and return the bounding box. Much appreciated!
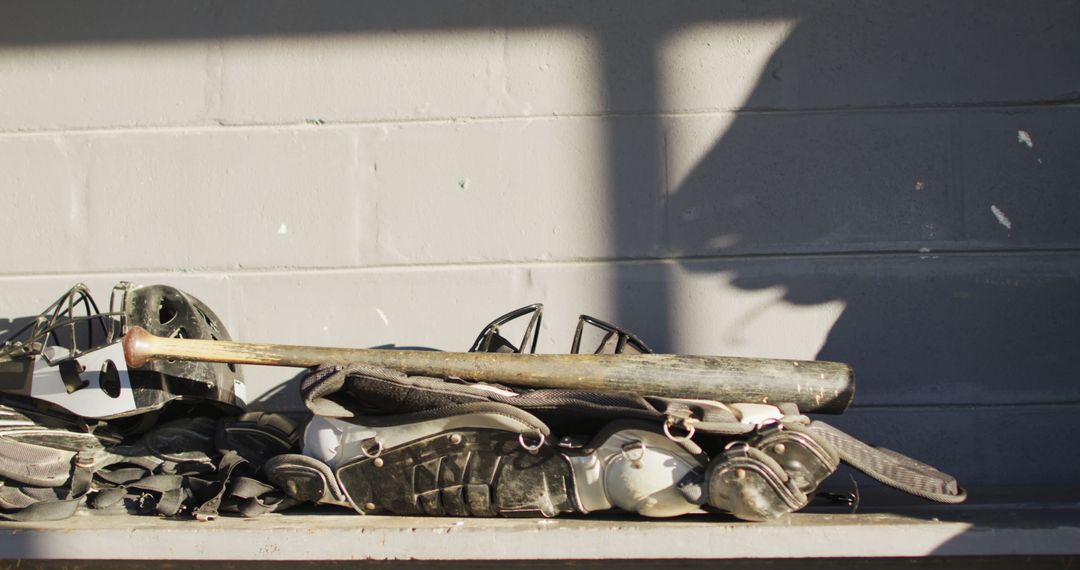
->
[123,326,855,413]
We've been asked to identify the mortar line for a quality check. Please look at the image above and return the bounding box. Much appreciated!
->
[2,247,1080,280]
[848,401,1080,411]
[2,100,1078,138]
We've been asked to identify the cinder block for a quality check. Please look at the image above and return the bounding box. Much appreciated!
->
[0,128,377,274]
[664,111,961,255]
[367,116,665,264]
[219,27,602,125]
[659,2,1080,111]
[0,2,216,131]
[0,136,90,272]
[958,109,1080,248]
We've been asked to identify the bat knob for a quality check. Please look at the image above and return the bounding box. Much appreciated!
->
[123,326,154,369]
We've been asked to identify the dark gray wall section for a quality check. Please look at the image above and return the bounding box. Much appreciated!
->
[826,404,1080,488]
[960,110,1080,248]
[666,111,962,256]
[720,1,1080,110]
[611,253,1080,407]
[666,108,1080,256]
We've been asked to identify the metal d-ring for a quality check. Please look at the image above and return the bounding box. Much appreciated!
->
[620,440,647,469]
[755,417,783,434]
[518,432,545,454]
[723,440,752,456]
[359,438,383,459]
[663,420,696,442]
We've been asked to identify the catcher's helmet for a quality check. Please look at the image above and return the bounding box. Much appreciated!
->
[0,282,245,420]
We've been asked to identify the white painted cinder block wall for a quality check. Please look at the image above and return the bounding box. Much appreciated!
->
[2,2,1078,488]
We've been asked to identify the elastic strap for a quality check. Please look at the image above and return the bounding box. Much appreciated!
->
[0,498,82,522]
[808,421,966,503]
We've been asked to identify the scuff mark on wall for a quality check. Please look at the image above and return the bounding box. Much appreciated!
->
[203,37,224,121]
[52,136,90,269]
[990,204,1013,230]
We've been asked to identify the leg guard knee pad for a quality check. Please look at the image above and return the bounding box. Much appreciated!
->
[705,422,839,521]
[291,416,707,518]
[295,413,576,517]
[568,422,705,518]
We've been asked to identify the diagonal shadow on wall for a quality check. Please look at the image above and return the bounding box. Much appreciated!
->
[657,2,1080,491]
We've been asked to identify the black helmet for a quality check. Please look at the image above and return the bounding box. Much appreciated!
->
[0,282,245,420]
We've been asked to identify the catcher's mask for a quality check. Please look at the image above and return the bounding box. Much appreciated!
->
[0,282,245,420]
[469,303,653,355]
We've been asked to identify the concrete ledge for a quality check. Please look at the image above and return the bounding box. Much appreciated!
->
[1,498,1077,562]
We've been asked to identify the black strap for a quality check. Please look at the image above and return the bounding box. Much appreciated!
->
[808,421,966,503]
[0,412,303,521]
[0,440,77,488]
[0,498,82,522]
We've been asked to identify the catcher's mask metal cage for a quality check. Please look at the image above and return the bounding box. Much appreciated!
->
[0,282,245,421]
[469,303,653,356]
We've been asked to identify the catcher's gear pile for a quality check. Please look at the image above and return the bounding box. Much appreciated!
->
[0,286,965,522]
[265,306,963,520]
[266,360,963,521]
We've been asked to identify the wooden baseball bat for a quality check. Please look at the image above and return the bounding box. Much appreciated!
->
[124,326,855,413]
